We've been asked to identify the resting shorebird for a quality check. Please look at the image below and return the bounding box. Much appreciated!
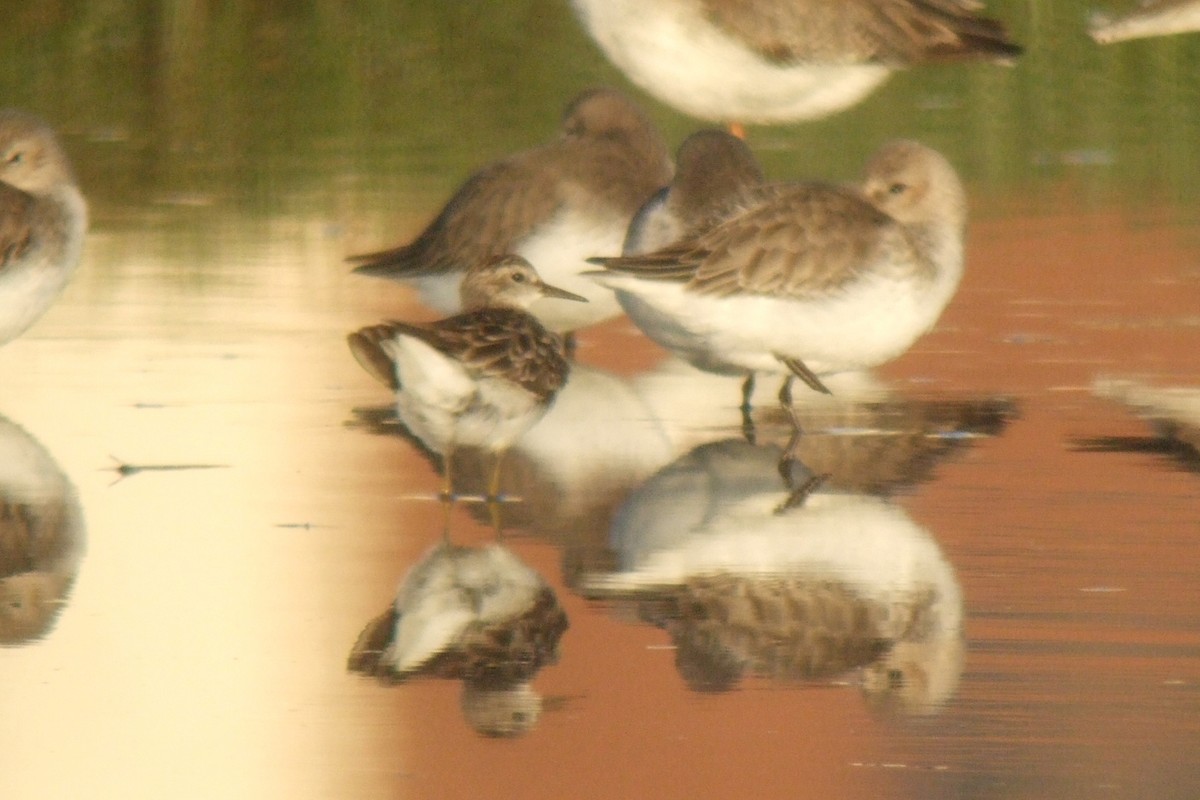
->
[348,88,671,333]
[589,140,968,422]
[0,110,87,347]
[569,0,1022,127]
[622,128,766,257]
[348,255,585,499]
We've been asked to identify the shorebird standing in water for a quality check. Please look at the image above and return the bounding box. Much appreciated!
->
[0,110,87,348]
[348,88,670,333]
[589,140,968,430]
[622,128,766,258]
[348,254,586,501]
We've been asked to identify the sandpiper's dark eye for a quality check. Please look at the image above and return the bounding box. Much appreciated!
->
[888,182,907,195]
[511,271,526,283]
[5,150,22,166]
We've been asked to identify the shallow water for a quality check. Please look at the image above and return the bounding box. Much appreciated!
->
[2,2,1199,799]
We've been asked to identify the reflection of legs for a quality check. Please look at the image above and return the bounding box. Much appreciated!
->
[775,469,824,514]
[440,445,457,501]
[487,498,504,536]
[774,376,826,513]
[487,450,507,501]
[740,373,756,444]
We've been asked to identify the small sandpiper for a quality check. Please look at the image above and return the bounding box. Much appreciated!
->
[589,140,968,420]
[622,128,766,257]
[569,0,1021,126]
[0,110,87,347]
[348,254,586,499]
[348,88,671,333]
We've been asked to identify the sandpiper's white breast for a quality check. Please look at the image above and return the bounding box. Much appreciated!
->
[386,335,545,456]
[604,262,961,379]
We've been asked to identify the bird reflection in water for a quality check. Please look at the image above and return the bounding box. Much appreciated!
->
[347,536,569,737]
[579,416,1005,713]
[345,324,1016,717]
[0,415,85,646]
[598,371,1016,705]
[1080,377,1200,472]
[351,355,1015,572]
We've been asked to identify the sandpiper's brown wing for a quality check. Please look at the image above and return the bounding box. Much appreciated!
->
[698,0,1022,64]
[348,149,567,278]
[349,311,570,401]
[595,182,923,301]
[427,309,571,401]
[689,183,920,298]
[346,324,403,390]
[0,182,34,272]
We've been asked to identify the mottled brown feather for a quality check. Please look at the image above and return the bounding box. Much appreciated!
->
[349,89,671,278]
[698,0,1022,64]
[597,182,923,300]
[347,588,568,687]
[349,158,565,277]
[350,308,571,402]
[638,575,901,690]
